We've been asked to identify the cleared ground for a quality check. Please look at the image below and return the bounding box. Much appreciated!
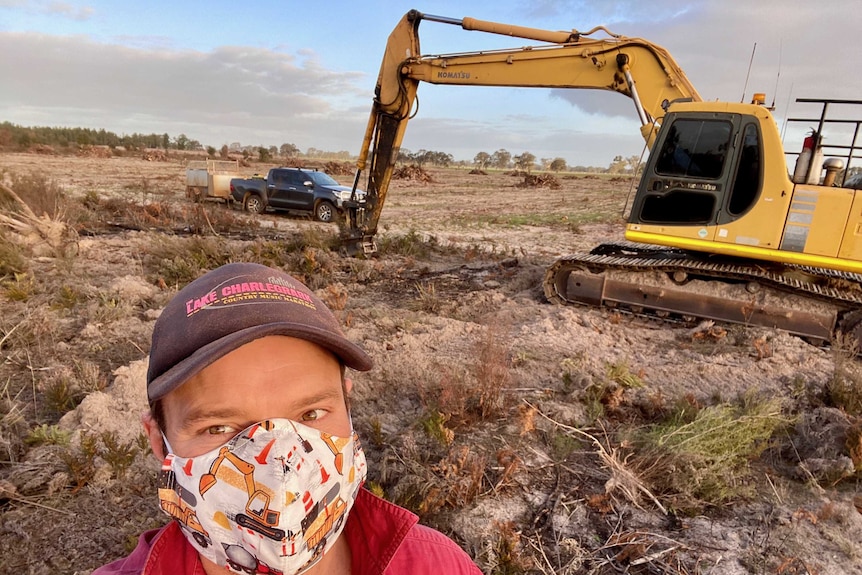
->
[0,152,860,575]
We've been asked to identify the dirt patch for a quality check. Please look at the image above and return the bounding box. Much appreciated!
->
[0,153,860,575]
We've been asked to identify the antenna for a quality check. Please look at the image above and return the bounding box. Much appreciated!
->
[771,40,782,109]
[779,82,794,141]
[741,42,757,103]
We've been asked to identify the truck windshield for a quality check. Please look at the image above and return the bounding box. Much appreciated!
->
[305,172,340,186]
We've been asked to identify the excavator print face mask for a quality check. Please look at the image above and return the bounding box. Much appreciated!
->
[157,419,367,575]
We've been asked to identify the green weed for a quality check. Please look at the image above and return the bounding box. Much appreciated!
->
[25,423,70,446]
[368,416,385,448]
[282,227,340,253]
[147,236,240,288]
[42,375,79,415]
[2,272,36,301]
[60,431,100,493]
[99,431,139,479]
[0,378,25,459]
[135,431,152,457]
[550,431,581,461]
[81,190,100,210]
[420,410,455,446]
[53,284,83,309]
[606,360,644,388]
[0,234,28,276]
[825,351,862,416]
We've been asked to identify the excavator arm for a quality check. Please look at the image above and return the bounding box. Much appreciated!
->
[342,9,701,255]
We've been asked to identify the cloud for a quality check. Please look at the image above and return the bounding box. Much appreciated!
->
[519,0,699,25]
[514,0,862,152]
[402,110,643,167]
[2,0,859,167]
[1,0,93,20]
[46,1,93,20]
[0,32,370,149]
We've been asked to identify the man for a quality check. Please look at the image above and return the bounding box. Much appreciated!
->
[94,262,481,575]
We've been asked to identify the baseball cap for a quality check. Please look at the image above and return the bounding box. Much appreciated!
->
[146,262,372,404]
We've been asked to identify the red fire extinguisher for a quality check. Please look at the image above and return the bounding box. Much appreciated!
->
[792,132,823,184]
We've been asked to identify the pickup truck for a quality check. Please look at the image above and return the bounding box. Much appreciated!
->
[229,167,365,222]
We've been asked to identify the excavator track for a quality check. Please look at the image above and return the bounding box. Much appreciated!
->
[544,241,862,343]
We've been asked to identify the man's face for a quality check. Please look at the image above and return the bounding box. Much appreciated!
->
[145,335,352,459]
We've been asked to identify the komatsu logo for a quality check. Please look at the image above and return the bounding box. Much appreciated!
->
[437,71,470,79]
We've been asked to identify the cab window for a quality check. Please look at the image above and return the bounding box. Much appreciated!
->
[655,119,733,179]
[727,123,761,216]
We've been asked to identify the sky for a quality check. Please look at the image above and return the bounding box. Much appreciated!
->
[1,0,861,168]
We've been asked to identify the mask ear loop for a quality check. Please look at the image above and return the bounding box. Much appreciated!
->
[161,433,174,455]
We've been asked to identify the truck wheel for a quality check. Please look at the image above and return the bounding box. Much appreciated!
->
[245,194,265,214]
[315,201,335,222]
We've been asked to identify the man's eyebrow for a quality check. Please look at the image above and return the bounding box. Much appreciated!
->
[298,387,345,407]
[176,407,243,430]
[176,386,345,429]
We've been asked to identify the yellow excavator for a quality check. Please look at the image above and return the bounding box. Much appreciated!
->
[199,446,286,541]
[343,10,862,344]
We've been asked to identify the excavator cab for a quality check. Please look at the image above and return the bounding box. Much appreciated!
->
[247,490,280,527]
[629,110,763,230]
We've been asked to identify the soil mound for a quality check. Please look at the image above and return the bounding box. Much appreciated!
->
[393,164,433,182]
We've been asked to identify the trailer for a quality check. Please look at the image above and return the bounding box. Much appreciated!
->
[185,159,240,202]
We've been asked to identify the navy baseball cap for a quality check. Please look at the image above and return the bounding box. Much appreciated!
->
[147,262,372,403]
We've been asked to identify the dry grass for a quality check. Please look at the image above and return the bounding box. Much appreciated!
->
[0,178,76,258]
[3,156,862,574]
[2,173,66,218]
[825,350,862,416]
[412,281,441,313]
[0,233,29,277]
[377,229,443,258]
[418,324,512,429]
[471,323,511,419]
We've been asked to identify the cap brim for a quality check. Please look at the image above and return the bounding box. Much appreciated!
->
[147,323,373,404]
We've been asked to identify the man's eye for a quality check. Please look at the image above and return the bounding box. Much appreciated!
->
[206,425,236,435]
[300,409,326,422]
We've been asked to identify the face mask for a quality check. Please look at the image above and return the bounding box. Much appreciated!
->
[157,419,366,575]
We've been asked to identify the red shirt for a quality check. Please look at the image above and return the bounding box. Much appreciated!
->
[92,488,481,575]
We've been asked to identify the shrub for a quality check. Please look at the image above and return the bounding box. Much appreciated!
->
[630,395,790,510]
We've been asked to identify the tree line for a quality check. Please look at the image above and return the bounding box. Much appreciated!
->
[0,122,352,163]
[0,121,176,151]
[0,122,640,173]
[398,147,640,174]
